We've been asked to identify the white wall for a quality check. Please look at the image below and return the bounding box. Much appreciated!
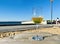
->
[21,21,34,24]
[21,20,47,24]
[40,20,47,24]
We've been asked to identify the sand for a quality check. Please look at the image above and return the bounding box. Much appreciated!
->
[0,27,60,44]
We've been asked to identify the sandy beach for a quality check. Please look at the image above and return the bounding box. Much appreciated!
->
[0,27,60,44]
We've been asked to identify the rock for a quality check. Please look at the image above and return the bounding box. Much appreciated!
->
[32,35,44,41]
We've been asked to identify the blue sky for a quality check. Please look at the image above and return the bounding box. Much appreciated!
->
[0,0,60,21]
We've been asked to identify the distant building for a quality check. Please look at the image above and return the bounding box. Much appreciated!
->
[56,17,60,24]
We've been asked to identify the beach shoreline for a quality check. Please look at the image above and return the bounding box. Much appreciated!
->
[0,27,60,44]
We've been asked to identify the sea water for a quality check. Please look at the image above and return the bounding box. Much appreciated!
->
[0,21,21,25]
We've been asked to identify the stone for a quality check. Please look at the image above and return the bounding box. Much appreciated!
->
[32,35,44,41]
